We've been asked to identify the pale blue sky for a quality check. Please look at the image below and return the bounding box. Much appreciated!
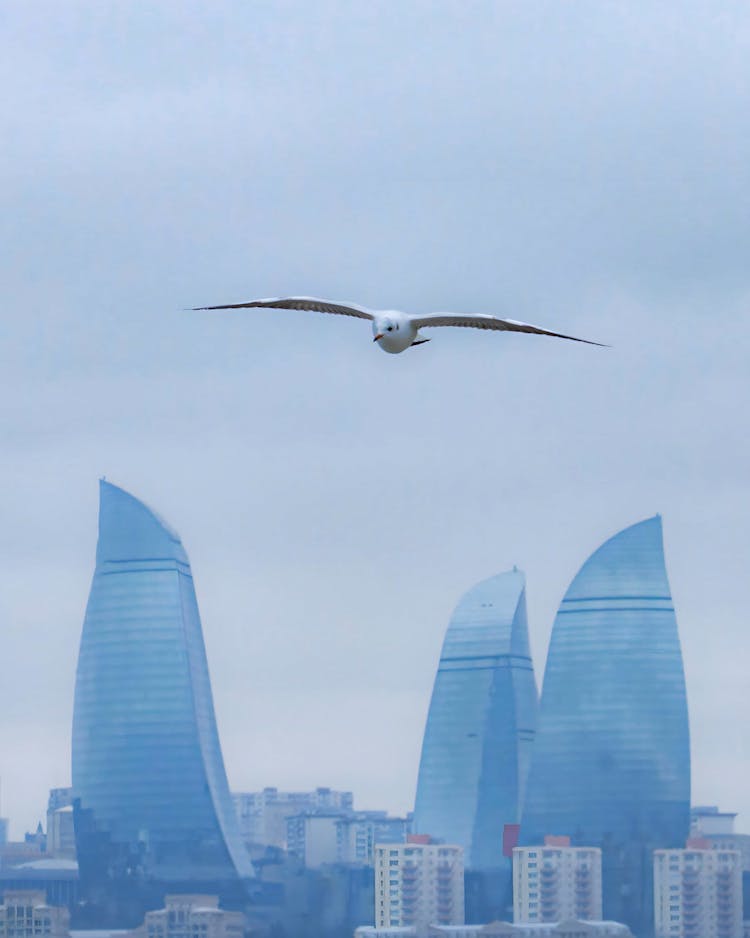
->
[1,1,748,836]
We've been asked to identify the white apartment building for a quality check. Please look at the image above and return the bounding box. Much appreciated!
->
[513,838,602,924]
[374,841,464,930]
[654,845,743,938]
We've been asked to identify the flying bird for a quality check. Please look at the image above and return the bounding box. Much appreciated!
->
[192,296,605,354]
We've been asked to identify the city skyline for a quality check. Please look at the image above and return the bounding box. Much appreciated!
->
[1,2,749,846]
[0,489,745,843]
[0,479,740,840]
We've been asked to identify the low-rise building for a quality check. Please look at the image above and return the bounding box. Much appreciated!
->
[0,890,69,938]
[0,861,78,912]
[124,895,244,938]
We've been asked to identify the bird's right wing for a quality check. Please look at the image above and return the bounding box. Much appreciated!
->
[192,296,374,321]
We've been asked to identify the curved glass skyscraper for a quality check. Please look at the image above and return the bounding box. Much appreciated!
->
[413,568,538,872]
[72,481,253,926]
[521,516,690,936]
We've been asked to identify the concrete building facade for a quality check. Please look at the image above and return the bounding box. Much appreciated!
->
[46,790,75,861]
[374,842,464,930]
[0,890,69,938]
[124,894,244,938]
[513,839,602,924]
[654,845,743,938]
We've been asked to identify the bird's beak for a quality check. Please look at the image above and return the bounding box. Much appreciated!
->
[373,333,384,342]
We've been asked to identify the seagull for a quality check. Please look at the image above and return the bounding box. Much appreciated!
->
[192,296,606,354]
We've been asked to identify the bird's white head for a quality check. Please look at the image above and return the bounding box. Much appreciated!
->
[371,311,414,354]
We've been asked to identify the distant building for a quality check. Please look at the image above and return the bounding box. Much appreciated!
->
[654,844,743,938]
[521,516,690,937]
[414,570,538,874]
[689,807,750,922]
[248,851,375,937]
[343,813,411,865]
[0,890,69,938]
[513,838,602,923]
[0,860,78,911]
[374,841,464,930]
[355,920,633,936]
[122,894,244,938]
[286,811,408,867]
[72,482,253,926]
[286,814,341,868]
[692,807,739,838]
[232,787,353,849]
[0,841,44,869]
[46,790,75,861]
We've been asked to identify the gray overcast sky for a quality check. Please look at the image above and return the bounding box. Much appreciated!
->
[1,1,749,837]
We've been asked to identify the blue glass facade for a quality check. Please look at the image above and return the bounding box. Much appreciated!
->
[72,481,253,926]
[413,569,538,872]
[520,516,690,936]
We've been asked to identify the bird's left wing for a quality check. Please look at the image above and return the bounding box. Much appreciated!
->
[411,312,607,346]
[192,296,374,321]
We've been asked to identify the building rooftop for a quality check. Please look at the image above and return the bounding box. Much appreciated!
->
[14,859,79,871]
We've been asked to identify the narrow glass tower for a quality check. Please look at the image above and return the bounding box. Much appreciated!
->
[72,481,252,925]
[521,516,690,936]
[414,569,538,871]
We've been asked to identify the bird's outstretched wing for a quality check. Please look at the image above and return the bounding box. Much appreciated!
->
[411,312,607,346]
[192,296,374,321]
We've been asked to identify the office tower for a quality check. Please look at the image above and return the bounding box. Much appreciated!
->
[414,568,537,871]
[653,845,742,938]
[513,837,602,923]
[232,787,353,849]
[374,840,464,930]
[521,516,690,937]
[72,480,253,926]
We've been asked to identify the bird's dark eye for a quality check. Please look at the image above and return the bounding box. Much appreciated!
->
[387,326,393,331]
